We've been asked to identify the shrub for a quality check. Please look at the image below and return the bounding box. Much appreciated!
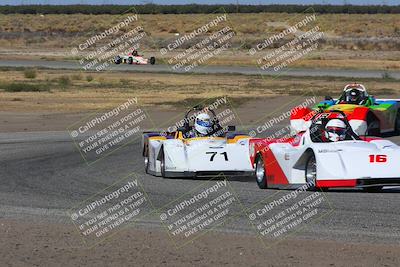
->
[23,68,37,79]
[58,75,71,87]
[86,75,93,82]
[2,83,49,92]
[120,79,130,86]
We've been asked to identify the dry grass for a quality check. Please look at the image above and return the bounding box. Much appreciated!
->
[1,13,399,38]
[0,13,399,52]
[0,68,399,112]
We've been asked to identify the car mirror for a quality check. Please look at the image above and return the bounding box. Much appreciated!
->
[192,105,203,111]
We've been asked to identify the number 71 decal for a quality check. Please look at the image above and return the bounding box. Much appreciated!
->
[369,154,387,163]
[206,151,229,161]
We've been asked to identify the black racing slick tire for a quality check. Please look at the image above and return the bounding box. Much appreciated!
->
[128,57,133,64]
[144,156,150,174]
[367,112,380,136]
[305,154,317,191]
[255,155,267,189]
[159,148,166,178]
[114,56,121,64]
[395,109,400,135]
[149,57,156,65]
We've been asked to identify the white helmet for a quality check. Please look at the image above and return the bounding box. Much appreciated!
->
[325,119,347,142]
[343,84,367,104]
[194,113,212,136]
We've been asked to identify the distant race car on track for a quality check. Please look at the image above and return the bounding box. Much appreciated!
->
[290,83,400,136]
[142,106,254,178]
[251,110,400,192]
[114,49,155,65]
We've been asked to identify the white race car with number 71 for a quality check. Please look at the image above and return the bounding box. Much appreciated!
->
[142,106,254,178]
[250,110,400,192]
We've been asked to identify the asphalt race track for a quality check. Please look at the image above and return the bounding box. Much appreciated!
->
[1,129,400,245]
[1,59,400,79]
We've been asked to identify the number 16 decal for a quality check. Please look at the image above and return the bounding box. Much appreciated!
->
[206,151,229,161]
[369,154,387,163]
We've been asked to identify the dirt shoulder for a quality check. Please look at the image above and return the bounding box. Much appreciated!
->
[1,218,399,267]
[0,96,308,133]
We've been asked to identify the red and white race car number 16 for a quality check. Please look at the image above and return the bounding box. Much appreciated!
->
[369,154,387,163]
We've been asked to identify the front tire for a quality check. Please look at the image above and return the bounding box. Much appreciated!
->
[305,154,317,191]
[128,57,133,64]
[149,56,156,65]
[159,148,166,178]
[144,156,150,174]
[255,155,267,189]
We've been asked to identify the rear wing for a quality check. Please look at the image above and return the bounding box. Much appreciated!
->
[375,99,400,102]
[322,98,400,104]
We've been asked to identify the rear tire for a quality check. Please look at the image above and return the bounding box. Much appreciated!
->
[255,155,267,189]
[128,57,133,64]
[367,113,380,136]
[395,109,400,135]
[114,56,121,64]
[305,154,317,191]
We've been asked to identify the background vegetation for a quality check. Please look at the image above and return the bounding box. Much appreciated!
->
[0,4,399,15]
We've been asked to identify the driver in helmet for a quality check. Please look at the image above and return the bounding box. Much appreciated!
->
[341,84,367,105]
[324,119,347,142]
[193,113,213,137]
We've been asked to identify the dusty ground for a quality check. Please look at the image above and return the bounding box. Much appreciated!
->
[1,219,400,267]
[0,97,293,132]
